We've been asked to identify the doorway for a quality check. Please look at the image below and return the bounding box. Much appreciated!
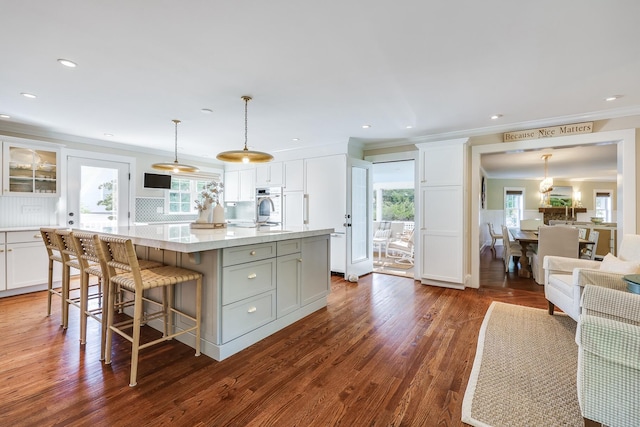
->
[371,160,415,278]
[470,129,637,288]
[66,154,133,229]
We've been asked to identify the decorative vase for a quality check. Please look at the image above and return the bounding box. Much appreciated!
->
[212,202,225,224]
[195,200,213,223]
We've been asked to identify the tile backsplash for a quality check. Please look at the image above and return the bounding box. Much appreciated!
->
[135,197,197,223]
[0,196,59,228]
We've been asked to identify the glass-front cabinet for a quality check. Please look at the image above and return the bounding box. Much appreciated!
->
[3,142,59,196]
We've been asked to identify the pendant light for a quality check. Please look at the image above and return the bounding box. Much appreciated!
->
[152,119,199,173]
[216,95,273,164]
[539,154,554,193]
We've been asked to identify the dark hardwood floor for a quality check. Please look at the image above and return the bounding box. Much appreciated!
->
[0,246,546,426]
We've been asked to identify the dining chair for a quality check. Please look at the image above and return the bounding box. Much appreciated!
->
[531,225,579,285]
[580,230,600,260]
[96,235,203,386]
[501,225,526,272]
[487,223,503,249]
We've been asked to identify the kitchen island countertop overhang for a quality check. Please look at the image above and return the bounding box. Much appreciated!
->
[80,223,334,253]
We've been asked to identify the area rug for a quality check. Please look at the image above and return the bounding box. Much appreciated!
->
[462,302,582,427]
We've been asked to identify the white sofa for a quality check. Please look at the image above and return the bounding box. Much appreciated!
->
[543,234,640,321]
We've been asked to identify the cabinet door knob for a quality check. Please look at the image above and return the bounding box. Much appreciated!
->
[247,273,257,279]
[297,258,302,262]
[33,234,41,238]
[7,248,13,252]
[250,250,256,256]
[247,306,257,313]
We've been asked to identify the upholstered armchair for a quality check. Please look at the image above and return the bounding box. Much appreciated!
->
[544,234,640,321]
[578,285,640,426]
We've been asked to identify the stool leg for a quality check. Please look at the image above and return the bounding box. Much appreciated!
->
[99,275,108,361]
[195,278,202,357]
[129,290,144,387]
[62,264,70,329]
[163,286,170,338]
[80,271,89,344]
[47,258,54,316]
[104,279,117,365]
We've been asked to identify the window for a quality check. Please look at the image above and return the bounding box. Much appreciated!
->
[594,190,612,222]
[504,187,524,228]
[166,177,208,214]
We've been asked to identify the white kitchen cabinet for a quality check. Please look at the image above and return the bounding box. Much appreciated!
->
[282,191,304,228]
[5,230,50,290]
[304,155,346,273]
[224,168,255,202]
[3,141,60,196]
[283,159,304,192]
[0,233,5,291]
[256,162,283,188]
[416,140,467,289]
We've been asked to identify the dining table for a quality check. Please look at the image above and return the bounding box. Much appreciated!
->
[508,228,594,278]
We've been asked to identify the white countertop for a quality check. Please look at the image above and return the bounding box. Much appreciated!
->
[74,223,334,253]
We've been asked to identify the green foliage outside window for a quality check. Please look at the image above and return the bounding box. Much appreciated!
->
[375,189,414,221]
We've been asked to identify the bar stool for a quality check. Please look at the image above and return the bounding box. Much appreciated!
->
[53,229,89,330]
[40,227,72,326]
[70,231,165,360]
[96,235,203,387]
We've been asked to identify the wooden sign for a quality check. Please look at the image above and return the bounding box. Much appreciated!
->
[503,122,593,142]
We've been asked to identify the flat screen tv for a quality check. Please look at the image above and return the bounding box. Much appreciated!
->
[143,173,172,189]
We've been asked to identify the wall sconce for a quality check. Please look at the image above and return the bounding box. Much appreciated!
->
[574,191,582,207]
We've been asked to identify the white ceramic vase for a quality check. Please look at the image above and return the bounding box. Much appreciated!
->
[213,202,225,224]
[195,200,213,223]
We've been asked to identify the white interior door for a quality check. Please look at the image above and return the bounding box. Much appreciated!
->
[346,158,373,278]
[67,156,131,229]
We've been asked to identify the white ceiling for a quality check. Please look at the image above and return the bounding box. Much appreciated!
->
[1,1,640,166]
[481,143,618,182]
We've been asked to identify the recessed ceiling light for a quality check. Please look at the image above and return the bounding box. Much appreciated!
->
[362,124,371,129]
[292,138,300,141]
[57,58,77,68]
[104,133,114,137]
[406,125,413,129]
[490,114,502,120]
[201,108,213,113]
[605,95,622,101]
[21,92,36,99]
[0,114,10,119]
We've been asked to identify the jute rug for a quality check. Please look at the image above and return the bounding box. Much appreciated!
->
[462,302,582,427]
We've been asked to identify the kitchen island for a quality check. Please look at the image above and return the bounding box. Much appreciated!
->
[81,223,333,361]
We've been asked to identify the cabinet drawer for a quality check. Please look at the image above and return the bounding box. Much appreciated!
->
[277,239,302,256]
[222,291,275,343]
[222,258,276,305]
[222,243,276,267]
[7,230,44,244]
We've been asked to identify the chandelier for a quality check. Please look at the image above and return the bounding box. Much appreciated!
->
[539,154,554,194]
[216,96,274,164]
[152,119,199,173]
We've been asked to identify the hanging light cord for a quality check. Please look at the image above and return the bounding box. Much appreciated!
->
[173,119,180,163]
[243,96,250,151]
